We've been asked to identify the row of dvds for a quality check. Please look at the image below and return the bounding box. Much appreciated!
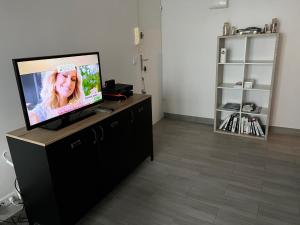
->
[218,114,265,137]
[218,113,240,133]
[240,116,264,136]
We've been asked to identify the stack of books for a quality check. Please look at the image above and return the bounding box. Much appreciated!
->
[218,113,239,133]
[240,116,265,137]
[222,103,240,111]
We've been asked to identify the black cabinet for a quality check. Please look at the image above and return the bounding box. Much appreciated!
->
[98,112,131,188]
[47,128,101,225]
[132,99,153,163]
[6,95,153,225]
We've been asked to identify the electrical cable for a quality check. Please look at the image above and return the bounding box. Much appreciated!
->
[2,152,13,167]
[1,153,28,224]
[14,180,21,200]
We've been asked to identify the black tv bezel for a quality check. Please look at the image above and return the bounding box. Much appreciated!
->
[12,52,104,131]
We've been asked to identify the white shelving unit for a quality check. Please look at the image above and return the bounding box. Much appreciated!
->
[214,33,279,140]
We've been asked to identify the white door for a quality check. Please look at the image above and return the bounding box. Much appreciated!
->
[137,0,163,124]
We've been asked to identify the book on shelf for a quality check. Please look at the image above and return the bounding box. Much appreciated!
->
[232,117,237,132]
[222,103,240,111]
[218,114,231,130]
[254,120,260,136]
[218,113,239,133]
[241,117,246,134]
[240,116,265,137]
[251,120,257,136]
[227,116,234,131]
[255,120,265,136]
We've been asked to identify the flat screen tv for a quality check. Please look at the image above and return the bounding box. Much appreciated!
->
[13,52,103,130]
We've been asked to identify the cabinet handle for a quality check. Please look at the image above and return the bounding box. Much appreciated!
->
[92,128,98,144]
[70,139,82,149]
[138,106,144,113]
[99,125,104,142]
[110,121,119,128]
[130,110,135,123]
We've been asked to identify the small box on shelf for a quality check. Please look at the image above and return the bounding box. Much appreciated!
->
[220,48,227,63]
[244,79,255,89]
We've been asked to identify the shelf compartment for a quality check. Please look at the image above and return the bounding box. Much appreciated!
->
[246,35,277,62]
[244,64,273,85]
[242,92,270,112]
[216,89,243,113]
[218,64,244,85]
[219,37,246,62]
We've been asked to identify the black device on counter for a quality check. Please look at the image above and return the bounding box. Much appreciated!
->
[103,79,133,101]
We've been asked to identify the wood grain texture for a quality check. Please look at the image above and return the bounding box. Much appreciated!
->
[6,94,150,146]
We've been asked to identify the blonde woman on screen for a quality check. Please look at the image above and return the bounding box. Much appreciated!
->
[29,65,85,125]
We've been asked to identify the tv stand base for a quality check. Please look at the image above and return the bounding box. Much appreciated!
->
[41,110,96,130]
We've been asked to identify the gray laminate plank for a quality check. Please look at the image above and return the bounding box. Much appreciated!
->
[225,184,299,209]
[262,181,300,200]
[214,209,256,225]
[258,203,300,225]
[31,118,300,225]
[187,190,259,218]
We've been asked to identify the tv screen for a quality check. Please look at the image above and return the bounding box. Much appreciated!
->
[13,52,103,130]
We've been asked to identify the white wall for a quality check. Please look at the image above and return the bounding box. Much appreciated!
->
[162,0,300,129]
[0,0,139,198]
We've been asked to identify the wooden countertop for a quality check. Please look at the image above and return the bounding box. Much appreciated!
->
[6,94,151,147]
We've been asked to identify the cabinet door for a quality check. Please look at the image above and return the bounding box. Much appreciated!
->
[47,127,100,225]
[96,111,131,189]
[131,98,153,166]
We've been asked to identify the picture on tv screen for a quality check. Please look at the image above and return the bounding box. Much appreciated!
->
[15,54,102,127]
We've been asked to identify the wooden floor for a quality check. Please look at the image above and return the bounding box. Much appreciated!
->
[10,118,300,224]
[76,118,300,225]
